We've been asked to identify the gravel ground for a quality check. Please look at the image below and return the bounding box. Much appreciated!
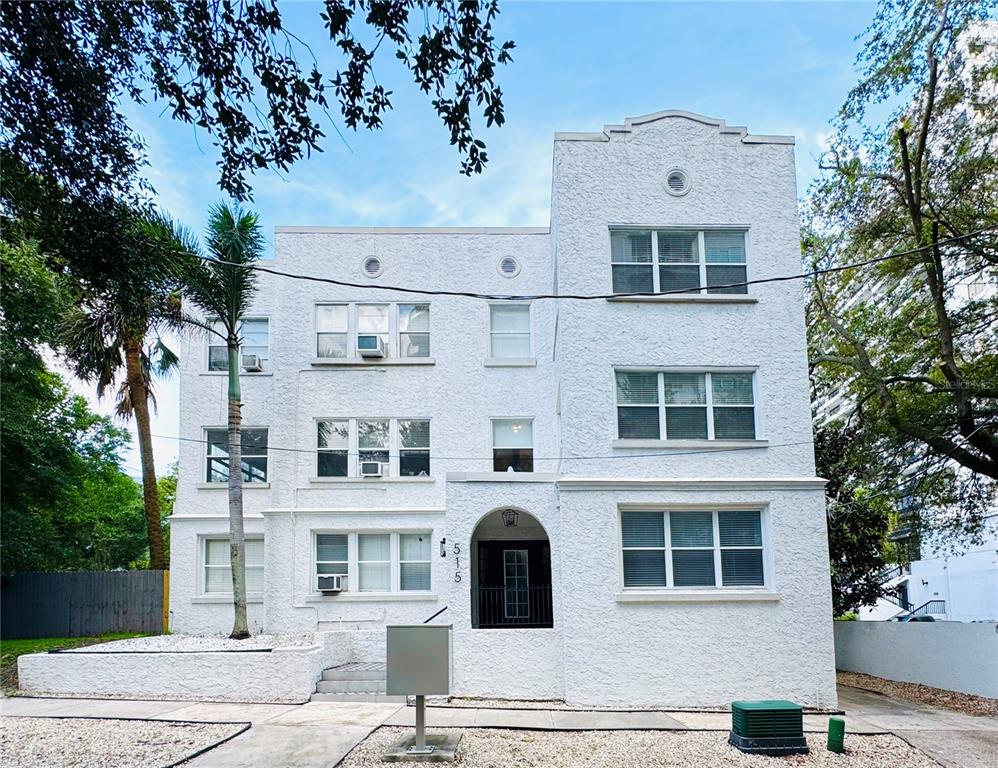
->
[341,727,938,767]
[0,716,245,768]
[59,633,315,653]
[838,672,998,717]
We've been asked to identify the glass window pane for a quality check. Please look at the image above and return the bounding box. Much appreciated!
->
[245,539,264,567]
[493,448,533,473]
[704,232,746,263]
[241,456,268,483]
[205,567,231,593]
[672,550,716,587]
[610,231,652,263]
[400,451,430,477]
[617,407,660,439]
[242,429,268,454]
[316,304,348,332]
[359,563,390,591]
[357,305,389,334]
[662,374,706,404]
[207,457,229,483]
[612,265,654,293]
[491,334,531,358]
[399,304,429,333]
[400,333,430,358]
[206,430,229,457]
[400,533,430,561]
[317,561,348,575]
[208,346,228,371]
[317,333,348,358]
[318,451,348,477]
[670,511,714,547]
[718,511,762,547]
[615,371,659,404]
[316,533,348,562]
[358,420,389,449]
[240,319,269,352]
[621,511,665,548]
[659,265,701,293]
[399,420,430,448]
[490,305,530,333]
[318,420,349,449]
[245,566,265,593]
[623,551,667,587]
[657,231,699,263]
[706,264,748,294]
[665,407,708,439]
[711,374,754,405]
[492,419,532,448]
[713,407,756,440]
[721,550,764,586]
[205,539,229,565]
[358,533,390,561]
[400,563,431,591]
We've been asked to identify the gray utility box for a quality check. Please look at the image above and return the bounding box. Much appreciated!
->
[386,624,451,696]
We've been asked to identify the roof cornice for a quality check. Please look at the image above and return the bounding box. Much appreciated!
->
[275,226,550,235]
[554,110,794,145]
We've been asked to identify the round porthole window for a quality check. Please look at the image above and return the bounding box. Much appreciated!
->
[362,256,383,278]
[665,168,690,197]
[497,256,521,278]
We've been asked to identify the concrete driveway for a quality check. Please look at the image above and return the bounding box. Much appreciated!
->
[837,684,998,768]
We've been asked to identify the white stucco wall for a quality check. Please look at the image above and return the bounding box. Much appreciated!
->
[835,621,998,698]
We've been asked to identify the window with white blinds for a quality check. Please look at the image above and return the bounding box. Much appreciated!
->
[315,418,431,478]
[621,510,765,588]
[203,538,264,594]
[315,303,431,358]
[489,304,531,358]
[610,228,748,295]
[313,531,433,593]
[615,370,757,440]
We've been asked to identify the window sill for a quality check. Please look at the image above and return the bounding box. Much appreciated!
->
[612,439,769,450]
[199,371,274,377]
[616,590,779,604]
[192,595,264,604]
[308,358,435,367]
[484,358,537,368]
[606,294,757,304]
[305,592,439,603]
[446,472,560,483]
[196,482,271,490]
[308,477,435,485]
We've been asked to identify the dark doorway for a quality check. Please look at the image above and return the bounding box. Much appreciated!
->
[474,540,553,628]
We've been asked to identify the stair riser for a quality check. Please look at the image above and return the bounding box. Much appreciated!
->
[321,669,387,682]
[316,679,387,694]
[310,693,406,703]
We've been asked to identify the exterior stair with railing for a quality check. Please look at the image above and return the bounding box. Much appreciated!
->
[310,662,405,703]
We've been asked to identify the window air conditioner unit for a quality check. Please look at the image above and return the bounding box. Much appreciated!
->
[360,461,384,478]
[357,334,385,358]
[317,574,346,594]
[241,354,263,372]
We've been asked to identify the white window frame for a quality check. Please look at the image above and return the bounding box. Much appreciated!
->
[618,507,769,591]
[613,368,760,441]
[205,316,271,372]
[609,227,750,295]
[203,426,269,484]
[200,535,265,597]
[314,418,431,479]
[490,417,535,472]
[488,302,532,359]
[310,530,433,596]
[314,302,431,360]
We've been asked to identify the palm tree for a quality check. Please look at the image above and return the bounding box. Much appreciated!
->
[61,215,182,571]
[175,202,262,639]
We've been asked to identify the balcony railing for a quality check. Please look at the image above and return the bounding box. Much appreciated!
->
[473,585,553,629]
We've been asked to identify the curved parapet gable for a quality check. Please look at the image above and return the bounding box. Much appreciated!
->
[554,109,795,145]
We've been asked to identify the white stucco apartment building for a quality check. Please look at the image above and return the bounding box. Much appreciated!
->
[169,110,837,707]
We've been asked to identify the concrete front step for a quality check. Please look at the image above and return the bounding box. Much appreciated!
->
[310,692,406,703]
[316,679,388,694]
[321,662,387,682]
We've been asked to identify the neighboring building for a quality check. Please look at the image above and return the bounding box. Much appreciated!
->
[169,110,837,707]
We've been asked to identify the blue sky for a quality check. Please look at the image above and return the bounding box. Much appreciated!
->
[71,1,877,475]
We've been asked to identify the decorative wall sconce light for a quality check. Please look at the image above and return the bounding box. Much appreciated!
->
[501,508,519,528]
[439,538,446,557]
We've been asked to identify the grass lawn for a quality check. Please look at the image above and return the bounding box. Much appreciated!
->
[1,632,154,695]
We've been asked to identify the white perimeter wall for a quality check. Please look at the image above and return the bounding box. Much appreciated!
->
[835,621,998,698]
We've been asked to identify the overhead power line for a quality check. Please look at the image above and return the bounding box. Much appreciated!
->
[180,226,997,302]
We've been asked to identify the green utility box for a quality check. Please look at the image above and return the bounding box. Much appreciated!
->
[729,700,809,755]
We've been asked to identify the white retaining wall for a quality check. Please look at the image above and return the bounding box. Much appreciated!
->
[834,620,998,698]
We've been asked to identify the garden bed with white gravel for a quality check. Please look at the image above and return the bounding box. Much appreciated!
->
[341,727,938,767]
[0,716,246,768]
[58,633,315,653]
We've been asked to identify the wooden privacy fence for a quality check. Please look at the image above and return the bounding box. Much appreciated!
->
[1,570,168,639]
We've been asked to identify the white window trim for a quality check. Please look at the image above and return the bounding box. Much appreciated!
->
[197,534,265,600]
[313,302,432,363]
[309,530,434,598]
[204,316,271,373]
[617,506,770,593]
[314,417,431,480]
[487,302,534,364]
[202,425,270,485]
[613,368,761,443]
[608,227,751,297]
[490,417,535,472]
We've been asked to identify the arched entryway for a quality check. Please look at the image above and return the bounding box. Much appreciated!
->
[470,508,553,629]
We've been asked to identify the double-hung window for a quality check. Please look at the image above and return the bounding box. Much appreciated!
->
[313,531,433,594]
[615,371,757,440]
[492,418,533,472]
[205,427,269,482]
[358,533,391,591]
[610,229,748,295]
[204,538,264,594]
[399,534,432,590]
[489,304,531,358]
[315,418,431,478]
[207,318,269,371]
[315,303,431,359]
[621,510,765,588]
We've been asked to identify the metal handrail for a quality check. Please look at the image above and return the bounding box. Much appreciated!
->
[422,605,448,624]
[876,565,904,584]
[911,599,946,615]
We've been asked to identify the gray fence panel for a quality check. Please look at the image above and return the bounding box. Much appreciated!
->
[1,571,164,639]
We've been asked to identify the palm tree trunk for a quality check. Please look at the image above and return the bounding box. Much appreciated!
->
[227,338,250,639]
[123,333,166,570]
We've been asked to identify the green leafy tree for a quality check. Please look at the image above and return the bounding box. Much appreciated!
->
[173,203,262,638]
[1,0,515,201]
[158,462,179,564]
[807,0,998,537]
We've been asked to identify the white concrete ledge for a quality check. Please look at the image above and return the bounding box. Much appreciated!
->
[617,590,780,603]
[305,592,439,603]
[484,358,537,367]
[190,595,264,604]
[606,295,758,304]
[612,439,769,450]
[446,472,560,483]
[261,507,446,516]
[308,357,435,367]
[199,371,274,377]
[196,483,271,490]
[307,477,435,485]
[276,226,550,235]
[558,477,827,491]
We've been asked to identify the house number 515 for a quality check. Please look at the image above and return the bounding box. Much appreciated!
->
[453,542,462,582]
